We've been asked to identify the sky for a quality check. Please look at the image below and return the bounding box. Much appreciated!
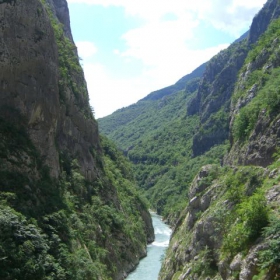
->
[67,0,267,118]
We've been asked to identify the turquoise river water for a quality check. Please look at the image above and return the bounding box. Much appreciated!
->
[126,212,171,280]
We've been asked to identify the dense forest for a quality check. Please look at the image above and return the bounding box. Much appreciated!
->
[99,0,280,278]
[0,1,154,279]
[1,0,280,279]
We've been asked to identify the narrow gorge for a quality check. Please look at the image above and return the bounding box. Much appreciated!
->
[1,0,280,279]
[100,0,280,279]
[0,1,154,279]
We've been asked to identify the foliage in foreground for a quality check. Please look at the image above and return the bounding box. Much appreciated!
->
[0,111,150,279]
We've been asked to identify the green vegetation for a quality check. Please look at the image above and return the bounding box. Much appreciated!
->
[160,161,280,279]
[0,109,150,279]
[258,216,280,277]
[233,68,280,141]
[233,18,280,141]
[100,82,230,222]
[190,246,217,278]
[0,2,152,279]
[222,190,268,256]
[216,164,280,275]
[3,0,280,279]
[41,0,93,119]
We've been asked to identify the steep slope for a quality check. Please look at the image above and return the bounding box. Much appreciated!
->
[226,16,280,167]
[160,164,280,279]
[188,38,249,156]
[99,74,228,223]
[99,64,206,138]
[99,0,280,278]
[159,1,280,279]
[99,0,280,225]
[99,37,248,222]
[189,0,280,158]
[0,1,154,279]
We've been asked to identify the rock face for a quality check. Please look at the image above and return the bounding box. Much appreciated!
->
[248,0,280,44]
[0,1,154,279]
[0,0,61,177]
[159,165,223,280]
[159,1,280,279]
[159,165,280,280]
[226,30,280,167]
[0,0,100,180]
[46,0,74,42]
[188,38,248,156]
[189,0,280,157]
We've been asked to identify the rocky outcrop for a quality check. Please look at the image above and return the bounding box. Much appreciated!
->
[226,111,280,167]
[159,165,223,280]
[189,0,280,157]
[0,0,62,177]
[189,37,248,156]
[248,0,280,44]
[0,1,154,279]
[226,27,280,167]
[159,165,280,280]
[46,0,74,42]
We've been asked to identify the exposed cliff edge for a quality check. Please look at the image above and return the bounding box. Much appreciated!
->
[189,0,280,158]
[99,0,280,279]
[0,0,154,279]
[159,0,280,279]
[159,165,280,279]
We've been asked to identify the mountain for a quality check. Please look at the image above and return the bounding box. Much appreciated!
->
[141,62,207,102]
[0,1,154,279]
[99,0,280,278]
[99,69,212,221]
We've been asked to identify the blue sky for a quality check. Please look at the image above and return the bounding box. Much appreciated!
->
[67,0,267,118]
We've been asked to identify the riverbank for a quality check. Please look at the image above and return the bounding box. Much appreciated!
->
[126,212,171,280]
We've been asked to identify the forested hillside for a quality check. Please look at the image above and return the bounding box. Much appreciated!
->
[99,65,225,222]
[0,1,154,279]
[2,0,280,278]
[99,0,280,278]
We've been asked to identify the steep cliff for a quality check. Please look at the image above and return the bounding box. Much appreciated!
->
[159,0,280,279]
[226,16,280,167]
[160,164,280,279]
[99,0,280,279]
[99,72,223,223]
[189,0,280,158]
[0,0,154,279]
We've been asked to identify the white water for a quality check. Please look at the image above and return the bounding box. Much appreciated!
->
[126,212,171,280]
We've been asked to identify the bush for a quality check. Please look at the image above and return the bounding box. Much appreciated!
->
[222,191,269,256]
[259,216,280,271]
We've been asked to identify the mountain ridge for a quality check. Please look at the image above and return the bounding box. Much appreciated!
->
[99,0,280,278]
[0,1,154,279]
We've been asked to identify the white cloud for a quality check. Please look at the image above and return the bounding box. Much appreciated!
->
[68,0,267,117]
[113,49,121,55]
[194,0,267,36]
[68,0,267,35]
[120,15,198,67]
[83,62,154,118]
[231,0,266,9]
[84,43,229,118]
[76,41,98,59]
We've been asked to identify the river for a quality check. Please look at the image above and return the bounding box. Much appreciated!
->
[126,212,172,280]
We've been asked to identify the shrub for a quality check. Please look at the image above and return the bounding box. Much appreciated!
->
[222,191,269,256]
[259,216,280,271]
